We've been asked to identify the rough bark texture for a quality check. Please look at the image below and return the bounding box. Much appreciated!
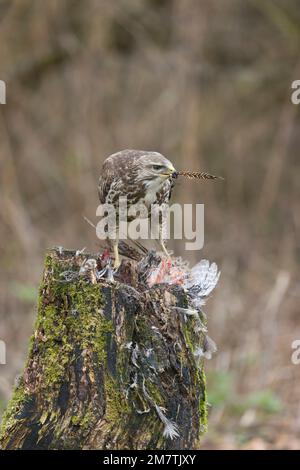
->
[0,248,207,450]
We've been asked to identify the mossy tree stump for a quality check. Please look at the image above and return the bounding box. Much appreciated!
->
[0,248,208,449]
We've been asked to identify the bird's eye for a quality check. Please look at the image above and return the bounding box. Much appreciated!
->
[152,164,164,171]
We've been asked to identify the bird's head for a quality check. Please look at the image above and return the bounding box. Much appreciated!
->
[138,152,177,184]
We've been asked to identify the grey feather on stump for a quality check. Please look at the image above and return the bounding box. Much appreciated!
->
[0,247,219,450]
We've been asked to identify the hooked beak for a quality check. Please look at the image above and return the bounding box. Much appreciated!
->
[162,164,177,178]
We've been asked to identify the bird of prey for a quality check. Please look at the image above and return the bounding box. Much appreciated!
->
[98,149,177,268]
[98,149,222,269]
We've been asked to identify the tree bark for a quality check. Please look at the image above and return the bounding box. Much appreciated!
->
[0,248,208,450]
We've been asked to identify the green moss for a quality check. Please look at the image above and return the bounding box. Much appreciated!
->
[71,415,81,426]
[71,410,94,430]
[1,252,115,447]
[181,316,208,435]
[198,367,208,434]
[33,267,113,393]
[105,375,130,422]
[0,384,29,439]
[145,380,164,408]
[182,319,197,354]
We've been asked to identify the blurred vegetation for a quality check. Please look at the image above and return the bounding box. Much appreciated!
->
[0,0,300,449]
[9,282,37,303]
[207,370,282,414]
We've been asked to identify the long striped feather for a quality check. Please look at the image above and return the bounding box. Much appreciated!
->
[178,171,224,180]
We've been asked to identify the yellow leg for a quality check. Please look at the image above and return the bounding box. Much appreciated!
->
[159,227,171,260]
[160,239,170,258]
[113,241,121,269]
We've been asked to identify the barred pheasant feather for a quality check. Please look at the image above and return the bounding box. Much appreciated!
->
[178,171,223,180]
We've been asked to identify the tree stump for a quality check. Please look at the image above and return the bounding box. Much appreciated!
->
[0,248,213,450]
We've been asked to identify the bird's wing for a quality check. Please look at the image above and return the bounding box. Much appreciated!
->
[98,158,116,204]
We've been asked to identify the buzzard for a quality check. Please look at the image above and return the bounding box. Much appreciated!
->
[98,149,222,268]
[98,149,177,268]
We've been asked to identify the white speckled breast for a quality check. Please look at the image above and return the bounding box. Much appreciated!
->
[143,177,166,208]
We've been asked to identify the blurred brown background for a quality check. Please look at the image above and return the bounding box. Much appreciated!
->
[1,0,300,449]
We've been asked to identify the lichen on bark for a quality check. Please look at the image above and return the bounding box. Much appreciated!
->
[0,248,209,449]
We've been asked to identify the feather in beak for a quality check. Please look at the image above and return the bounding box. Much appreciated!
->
[178,171,224,180]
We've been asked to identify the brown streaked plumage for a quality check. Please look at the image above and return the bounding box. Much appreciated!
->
[98,149,176,209]
[98,149,222,268]
[98,149,176,268]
